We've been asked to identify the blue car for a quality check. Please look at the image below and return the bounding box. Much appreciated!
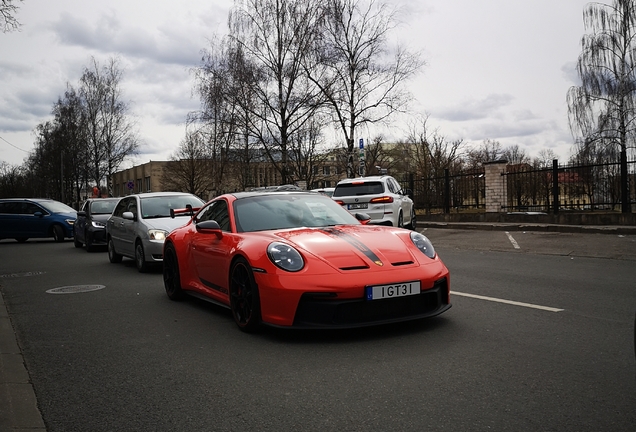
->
[0,198,77,243]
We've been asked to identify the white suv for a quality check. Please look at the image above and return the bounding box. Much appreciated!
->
[332,175,416,229]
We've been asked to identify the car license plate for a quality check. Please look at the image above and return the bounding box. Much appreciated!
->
[365,281,421,300]
[348,203,368,210]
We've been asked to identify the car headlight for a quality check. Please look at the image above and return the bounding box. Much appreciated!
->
[66,219,75,226]
[91,220,106,229]
[410,232,436,259]
[267,242,304,272]
[148,229,168,241]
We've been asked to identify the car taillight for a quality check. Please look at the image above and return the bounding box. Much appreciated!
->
[334,200,345,206]
[369,196,393,204]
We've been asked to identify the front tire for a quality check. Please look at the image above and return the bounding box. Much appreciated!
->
[135,241,149,273]
[73,228,83,248]
[409,207,417,230]
[52,225,65,242]
[85,231,95,252]
[229,257,261,332]
[108,237,122,263]
[163,244,185,300]
[397,211,404,228]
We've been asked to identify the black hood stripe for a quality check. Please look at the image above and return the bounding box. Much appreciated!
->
[321,228,383,266]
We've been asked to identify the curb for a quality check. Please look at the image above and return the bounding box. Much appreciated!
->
[0,289,46,431]
[417,221,636,235]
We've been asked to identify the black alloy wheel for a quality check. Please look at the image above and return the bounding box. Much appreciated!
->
[135,241,149,273]
[52,225,65,242]
[397,212,404,228]
[107,238,123,263]
[73,228,83,248]
[229,257,261,332]
[163,245,185,300]
[409,207,417,231]
[85,230,95,252]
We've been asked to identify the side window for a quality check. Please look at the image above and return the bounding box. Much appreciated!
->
[389,178,401,194]
[196,200,230,231]
[113,199,129,218]
[385,179,396,194]
[0,202,11,214]
[24,203,44,215]
[128,199,138,217]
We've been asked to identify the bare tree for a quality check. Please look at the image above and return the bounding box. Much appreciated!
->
[309,0,424,178]
[567,0,636,212]
[534,149,558,168]
[79,57,139,194]
[288,117,330,187]
[466,139,503,166]
[1,0,21,33]
[502,144,530,165]
[406,115,464,178]
[161,130,214,199]
[52,86,88,205]
[228,0,325,184]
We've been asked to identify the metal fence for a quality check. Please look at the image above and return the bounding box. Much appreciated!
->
[400,169,485,214]
[399,158,636,214]
[502,159,636,213]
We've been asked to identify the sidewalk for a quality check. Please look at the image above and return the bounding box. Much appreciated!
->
[417,220,636,235]
[0,289,46,431]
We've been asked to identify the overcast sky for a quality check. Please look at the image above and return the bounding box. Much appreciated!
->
[0,0,595,168]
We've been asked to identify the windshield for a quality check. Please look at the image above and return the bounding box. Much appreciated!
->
[234,194,358,233]
[41,200,76,213]
[140,195,204,219]
[90,200,118,215]
[333,182,384,197]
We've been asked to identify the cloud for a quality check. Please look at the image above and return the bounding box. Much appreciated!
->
[561,61,580,86]
[435,93,515,122]
[50,11,202,67]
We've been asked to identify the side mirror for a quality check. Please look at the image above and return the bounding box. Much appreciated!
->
[33,211,44,218]
[77,211,87,217]
[122,211,136,221]
[354,212,371,225]
[196,220,222,238]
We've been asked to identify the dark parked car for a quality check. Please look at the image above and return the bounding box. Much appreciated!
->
[73,198,120,252]
[0,198,76,242]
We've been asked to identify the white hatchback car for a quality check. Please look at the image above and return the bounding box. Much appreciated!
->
[332,176,416,229]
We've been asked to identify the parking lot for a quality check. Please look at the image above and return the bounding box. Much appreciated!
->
[1,228,635,431]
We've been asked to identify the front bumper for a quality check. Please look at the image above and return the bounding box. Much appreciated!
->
[290,277,450,329]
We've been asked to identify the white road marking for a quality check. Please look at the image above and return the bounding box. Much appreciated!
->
[452,291,564,312]
[505,231,520,249]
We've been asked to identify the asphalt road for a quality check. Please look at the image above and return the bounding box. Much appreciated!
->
[0,229,635,432]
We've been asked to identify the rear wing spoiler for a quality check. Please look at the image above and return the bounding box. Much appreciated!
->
[169,205,201,219]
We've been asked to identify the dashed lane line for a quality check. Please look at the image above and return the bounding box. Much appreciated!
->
[505,231,520,249]
[452,291,564,312]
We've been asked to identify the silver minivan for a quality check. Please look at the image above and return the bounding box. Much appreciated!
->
[106,192,204,272]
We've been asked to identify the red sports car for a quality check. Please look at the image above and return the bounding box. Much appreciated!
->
[163,190,451,331]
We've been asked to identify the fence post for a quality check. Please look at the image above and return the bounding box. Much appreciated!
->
[552,159,559,215]
[444,169,450,213]
[483,160,507,212]
[621,147,629,213]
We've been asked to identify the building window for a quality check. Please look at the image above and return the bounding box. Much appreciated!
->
[136,179,142,192]
[145,176,151,192]
[323,166,330,175]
